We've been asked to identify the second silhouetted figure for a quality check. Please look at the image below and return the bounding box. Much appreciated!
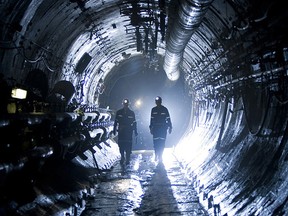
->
[149,96,172,162]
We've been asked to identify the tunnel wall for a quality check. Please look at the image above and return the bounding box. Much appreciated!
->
[175,86,288,215]
[0,108,120,213]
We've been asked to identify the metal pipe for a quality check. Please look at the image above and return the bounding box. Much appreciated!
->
[164,0,213,81]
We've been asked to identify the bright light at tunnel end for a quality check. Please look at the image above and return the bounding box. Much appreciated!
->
[171,127,214,173]
[162,148,178,168]
[134,99,142,108]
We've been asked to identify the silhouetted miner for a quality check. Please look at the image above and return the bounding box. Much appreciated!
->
[113,99,138,165]
[149,96,172,162]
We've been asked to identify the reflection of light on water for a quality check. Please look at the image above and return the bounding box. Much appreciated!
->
[114,179,132,193]
[106,177,143,206]
[126,176,143,203]
[131,153,142,170]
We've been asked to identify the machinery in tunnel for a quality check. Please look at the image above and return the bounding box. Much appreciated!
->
[0,0,288,215]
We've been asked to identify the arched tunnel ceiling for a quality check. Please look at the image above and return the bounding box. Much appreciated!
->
[1,1,288,215]
[1,0,286,105]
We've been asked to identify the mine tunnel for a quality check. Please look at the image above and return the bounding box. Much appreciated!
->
[0,0,287,215]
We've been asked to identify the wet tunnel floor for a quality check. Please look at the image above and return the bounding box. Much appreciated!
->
[81,149,209,216]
